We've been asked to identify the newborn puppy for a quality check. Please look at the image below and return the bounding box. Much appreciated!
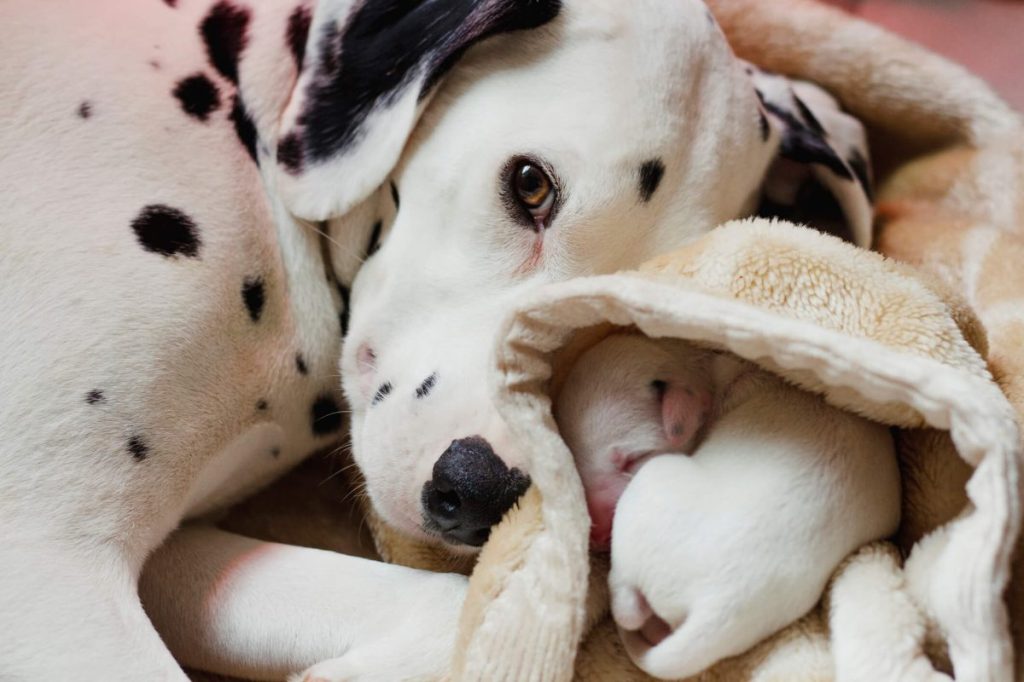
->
[556,336,717,550]
[555,334,901,680]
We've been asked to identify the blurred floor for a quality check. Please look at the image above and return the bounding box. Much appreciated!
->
[821,0,1024,111]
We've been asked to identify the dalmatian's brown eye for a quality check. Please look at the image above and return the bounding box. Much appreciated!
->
[506,157,558,227]
[515,163,552,209]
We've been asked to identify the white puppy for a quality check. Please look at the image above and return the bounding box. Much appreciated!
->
[555,334,901,679]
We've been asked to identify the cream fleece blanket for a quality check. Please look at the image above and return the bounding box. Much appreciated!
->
[370,2,1024,681]
[437,217,1015,682]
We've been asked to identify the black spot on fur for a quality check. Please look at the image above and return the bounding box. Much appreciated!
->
[390,181,400,210]
[651,380,668,398]
[764,101,853,181]
[77,101,92,119]
[336,281,350,336]
[420,1,562,95]
[296,354,308,375]
[276,132,303,172]
[365,220,382,258]
[173,73,221,121]
[163,0,177,7]
[758,109,770,142]
[127,435,149,461]
[289,0,561,167]
[256,399,268,411]
[132,204,201,258]
[371,381,392,406]
[847,149,874,202]
[758,182,854,244]
[287,5,312,69]
[793,95,825,135]
[415,373,438,399]
[242,277,265,321]
[149,59,162,70]
[638,159,665,202]
[229,95,259,163]
[200,1,250,84]
[270,446,281,458]
[85,389,105,405]
[311,393,343,436]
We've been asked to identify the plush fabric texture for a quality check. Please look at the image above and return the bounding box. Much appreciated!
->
[442,216,1016,682]
[366,2,1024,680]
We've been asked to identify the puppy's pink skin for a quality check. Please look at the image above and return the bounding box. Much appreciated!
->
[586,380,708,551]
[585,475,627,551]
[661,384,712,451]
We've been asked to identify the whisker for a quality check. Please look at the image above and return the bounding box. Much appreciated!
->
[313,409,353,426]
[301,218,348,253]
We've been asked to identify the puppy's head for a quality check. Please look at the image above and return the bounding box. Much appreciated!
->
[555,335,712,549]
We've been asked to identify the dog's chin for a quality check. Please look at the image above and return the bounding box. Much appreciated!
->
[366,495,484,555]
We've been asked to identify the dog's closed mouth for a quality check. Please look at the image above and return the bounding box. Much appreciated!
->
[420,512,492,547]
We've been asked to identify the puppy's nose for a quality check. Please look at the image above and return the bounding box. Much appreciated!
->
[421,436,530,547]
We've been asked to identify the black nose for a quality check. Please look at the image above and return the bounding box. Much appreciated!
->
[421,436,531,547]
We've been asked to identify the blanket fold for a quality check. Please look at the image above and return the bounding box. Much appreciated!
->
[443,217,1018,682]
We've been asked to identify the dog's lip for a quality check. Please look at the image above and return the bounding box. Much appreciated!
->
[420,512,488,549]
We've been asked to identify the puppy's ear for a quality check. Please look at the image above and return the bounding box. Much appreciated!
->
[273,0,561,220]
[660,382,710,453]
[748,65,874,247]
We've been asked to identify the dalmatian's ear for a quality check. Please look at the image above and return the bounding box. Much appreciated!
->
[273,0,562,221]
[749,65,874,248]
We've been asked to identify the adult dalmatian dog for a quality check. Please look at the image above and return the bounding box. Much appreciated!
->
[0,0,872,679]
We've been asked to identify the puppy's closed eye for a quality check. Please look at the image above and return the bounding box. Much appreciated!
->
[651,379,667,399]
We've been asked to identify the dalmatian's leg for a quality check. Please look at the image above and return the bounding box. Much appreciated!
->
[140,526,466,681]
[0,530,188,680]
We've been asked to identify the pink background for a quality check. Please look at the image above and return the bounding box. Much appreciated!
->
[821,0,1023,111]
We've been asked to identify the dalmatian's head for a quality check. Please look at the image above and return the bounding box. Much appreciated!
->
[270,0,873,548]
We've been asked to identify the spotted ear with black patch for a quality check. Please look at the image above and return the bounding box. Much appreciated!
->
[749,65,874,248]
[274,0,562,221]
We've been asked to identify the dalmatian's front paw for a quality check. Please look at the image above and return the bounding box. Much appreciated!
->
[292,656,366,682]
[291,569,464,682]
[292,657,356,682]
